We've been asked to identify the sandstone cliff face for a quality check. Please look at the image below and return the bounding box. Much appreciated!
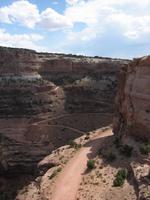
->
[0,47,54,116]
[39,54,128,113]
[0,46,129,176]
[113,55,150,140]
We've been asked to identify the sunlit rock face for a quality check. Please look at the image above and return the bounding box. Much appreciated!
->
[113,56,150,140]
[0,46,129,175]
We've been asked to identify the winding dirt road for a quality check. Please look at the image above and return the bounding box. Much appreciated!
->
[51,129,113,200]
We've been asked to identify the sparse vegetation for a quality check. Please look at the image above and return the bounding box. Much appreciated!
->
[48,167,62,180]
[68,140,77,148]
[49,170,58,179]
[140,143,150,155]
[68,140,82,149]
[87,159,95,170]
[113,169,128,187]
[57,167,62,173]
[120,144,133,157]
[85,132,90,140]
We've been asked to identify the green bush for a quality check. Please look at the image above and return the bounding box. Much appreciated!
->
[68,140,82,149]
[68,140,76,147]
[87,159,95,170]
[113,169,127,187]
[140,143,150,155]
[117,169,127,179]
[120,144,133,157]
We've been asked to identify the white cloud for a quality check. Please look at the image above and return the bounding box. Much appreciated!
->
[0,0,40,28]
[0,28,45,51]
[109,13,150,39]
[64,0,150,41]
[0,0,150,37]
[66,0,81,5]
[39,8,73,31]
[0,0,72,31]
[0,0,150,57]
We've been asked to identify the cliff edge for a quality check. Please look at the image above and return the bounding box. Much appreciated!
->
[114,55,150,140]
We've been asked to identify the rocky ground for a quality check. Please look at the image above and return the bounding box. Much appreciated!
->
[1,127,148,200]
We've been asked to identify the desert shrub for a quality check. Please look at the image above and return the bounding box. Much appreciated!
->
[57,167,62,173]
[48,167,62,180]
[76,143,82,149]
[68,140,76,147]
[117,169,127,179]
[140,143,150,155]
[85,136,90,140]
[68,140,82,149]
[105,151,116,162]
[113,169,127,187]
[120,144,133,157]
[49,170,58,179]
[87,159,95,170]
[113,175,124,187]
[85,132,90,140]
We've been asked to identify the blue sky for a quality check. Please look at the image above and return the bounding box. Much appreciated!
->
[0,0,150,58]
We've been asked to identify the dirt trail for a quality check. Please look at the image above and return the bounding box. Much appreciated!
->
[51,129,113,200]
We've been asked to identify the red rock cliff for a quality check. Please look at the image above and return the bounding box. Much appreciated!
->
[113,55,150,140]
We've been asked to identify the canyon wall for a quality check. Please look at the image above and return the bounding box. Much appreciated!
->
[0,47,54,116]
[113,55,150,140]
[0,46,129,175]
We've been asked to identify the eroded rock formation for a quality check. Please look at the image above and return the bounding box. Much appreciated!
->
[0,46,129,177]
[114,55,150,140]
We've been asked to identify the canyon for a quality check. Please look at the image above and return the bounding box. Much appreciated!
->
[0,46,149,200]
[0,46,129,175]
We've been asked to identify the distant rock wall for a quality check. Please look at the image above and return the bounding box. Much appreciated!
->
[0,46,129,117]
[0,47,54,117]
[113,56,150,140]
[39,54,129,113]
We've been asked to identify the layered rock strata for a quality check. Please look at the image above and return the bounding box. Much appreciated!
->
[0,46,129,175]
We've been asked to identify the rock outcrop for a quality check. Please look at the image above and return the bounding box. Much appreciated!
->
[113,55,150,140]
